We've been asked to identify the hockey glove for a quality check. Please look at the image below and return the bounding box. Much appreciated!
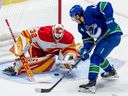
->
[80,48,89,61]
[57,53,77,69]
[106,17,117,31]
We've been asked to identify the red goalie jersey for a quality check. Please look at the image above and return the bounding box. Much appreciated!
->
[7,24,80,75]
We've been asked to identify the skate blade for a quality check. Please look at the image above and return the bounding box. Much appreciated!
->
[78,86,96,94]
[102,75,119,80]
[2,71,17,76]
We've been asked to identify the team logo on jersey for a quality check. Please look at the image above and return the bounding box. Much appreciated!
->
[85,24,102,39]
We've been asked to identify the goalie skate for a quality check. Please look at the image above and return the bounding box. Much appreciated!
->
[78,80,96,94]
[2,66,17,76]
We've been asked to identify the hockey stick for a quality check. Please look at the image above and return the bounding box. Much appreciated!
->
[35,41,96,93]
[5,19,16,43]
[5,19,52,82]
[35,57,82,93]
[5,19,35,81]
[5,19,54,83]
[5,19,53,82]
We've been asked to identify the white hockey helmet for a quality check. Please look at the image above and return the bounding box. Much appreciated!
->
[52,24,64,40]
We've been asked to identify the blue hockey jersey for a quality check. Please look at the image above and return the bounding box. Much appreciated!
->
[78,2,123,51]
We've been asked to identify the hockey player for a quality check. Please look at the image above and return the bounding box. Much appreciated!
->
[3,24,79,76]
[69,2,123,93]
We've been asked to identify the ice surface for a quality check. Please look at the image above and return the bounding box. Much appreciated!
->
[0,0,128,96]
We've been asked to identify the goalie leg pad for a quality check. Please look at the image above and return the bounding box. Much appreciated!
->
[15,55,56,75]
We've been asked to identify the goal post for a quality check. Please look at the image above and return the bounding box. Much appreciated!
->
[58,0,62,24]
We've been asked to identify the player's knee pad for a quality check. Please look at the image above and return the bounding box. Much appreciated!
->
[90,53,104,66]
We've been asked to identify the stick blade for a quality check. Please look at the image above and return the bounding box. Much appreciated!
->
[35,88,51,93]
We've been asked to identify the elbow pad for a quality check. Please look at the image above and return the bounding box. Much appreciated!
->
[106,17,117,31]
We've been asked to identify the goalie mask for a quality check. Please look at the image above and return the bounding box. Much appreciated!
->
[52,24,64,40]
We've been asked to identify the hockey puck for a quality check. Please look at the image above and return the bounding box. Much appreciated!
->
[54,73,59,76]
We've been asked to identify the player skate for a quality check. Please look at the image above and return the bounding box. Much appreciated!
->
[101,67,119,79]
[79,79,96,94]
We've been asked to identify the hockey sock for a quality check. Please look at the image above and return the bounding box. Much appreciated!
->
[100,59,112,72]
[88,64,100,80]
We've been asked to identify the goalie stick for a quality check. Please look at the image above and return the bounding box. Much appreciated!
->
[5,19,52,83]
[5,19,36,81]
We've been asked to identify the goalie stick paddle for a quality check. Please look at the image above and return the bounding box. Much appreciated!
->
[35,58,82,93]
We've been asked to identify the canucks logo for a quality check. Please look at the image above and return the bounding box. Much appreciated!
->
[85,24,102,39]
